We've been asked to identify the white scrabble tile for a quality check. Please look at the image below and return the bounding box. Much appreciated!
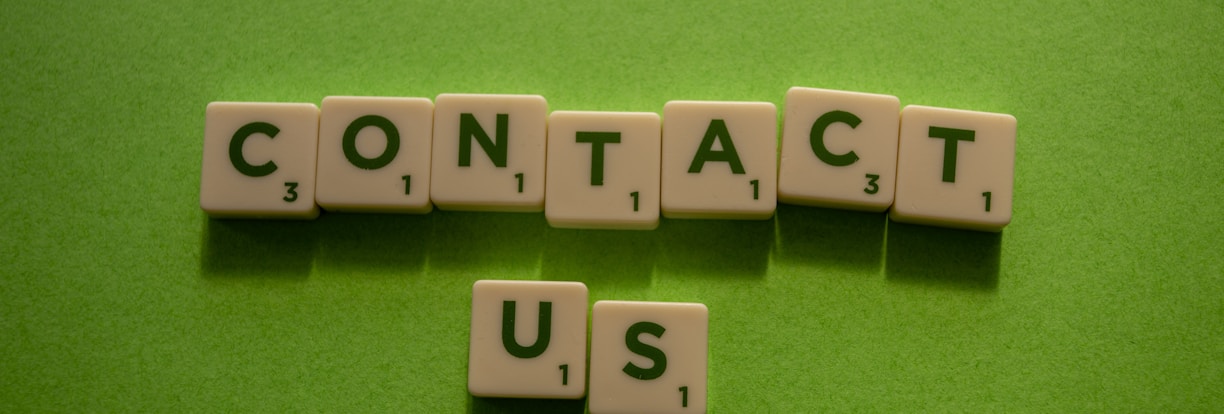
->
[588,301,708,414]
[661,101,777,220]
[890,105,1016,232]
[431,94,548,212]
[778,87,900,212]
[468,280,589,399]
[545,111,661,230]
[200,102,320,219]
[315,96,434,213]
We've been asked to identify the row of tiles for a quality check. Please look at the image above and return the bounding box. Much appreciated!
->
[201,88,1016,231]
[469,280,708,413]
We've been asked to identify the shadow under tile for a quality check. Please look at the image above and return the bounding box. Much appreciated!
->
[540,228,657,291]
[655,218,773,279]
[773,204,886,273]
[312,212,432,277]
[884,221,1001,291]
[467,396,585,414]
[427,211,548,276]
[200,218,316,280]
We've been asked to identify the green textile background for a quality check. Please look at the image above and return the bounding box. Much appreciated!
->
[1,1,1220,412]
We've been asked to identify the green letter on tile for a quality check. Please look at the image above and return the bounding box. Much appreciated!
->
[929,126,975,183]
[576,131,621,186]
[459,113,508,168]
[810,110,861,167]
[343,115,399,170]
[688,119,745,174]
[501,301,551,358]
[622,321,667,380]
[229,121,279,177]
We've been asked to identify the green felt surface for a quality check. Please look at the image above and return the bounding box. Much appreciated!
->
[1,0,1221,412]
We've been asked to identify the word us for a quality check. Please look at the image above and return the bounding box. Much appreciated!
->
[469,280,708,413]
[200,88,1016,232]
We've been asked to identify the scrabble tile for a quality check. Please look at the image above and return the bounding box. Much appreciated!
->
[315,96,434,213]
[545,111,661,230]
[468,280,589,399]
[200,102,320,219]
[431,94,548,212]
[661,101,777,220]
[890,105,1016,232]
[588,301,708,414]
[778,87,900,212]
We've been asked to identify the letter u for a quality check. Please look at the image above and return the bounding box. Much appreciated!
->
[501,300,552,358]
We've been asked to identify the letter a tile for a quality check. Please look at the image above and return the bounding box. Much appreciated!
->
[661,101,777,220]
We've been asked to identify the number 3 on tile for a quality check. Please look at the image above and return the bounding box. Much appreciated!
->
[283,182,299,202]
[679,386,688,407]
[864,174,880,195]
